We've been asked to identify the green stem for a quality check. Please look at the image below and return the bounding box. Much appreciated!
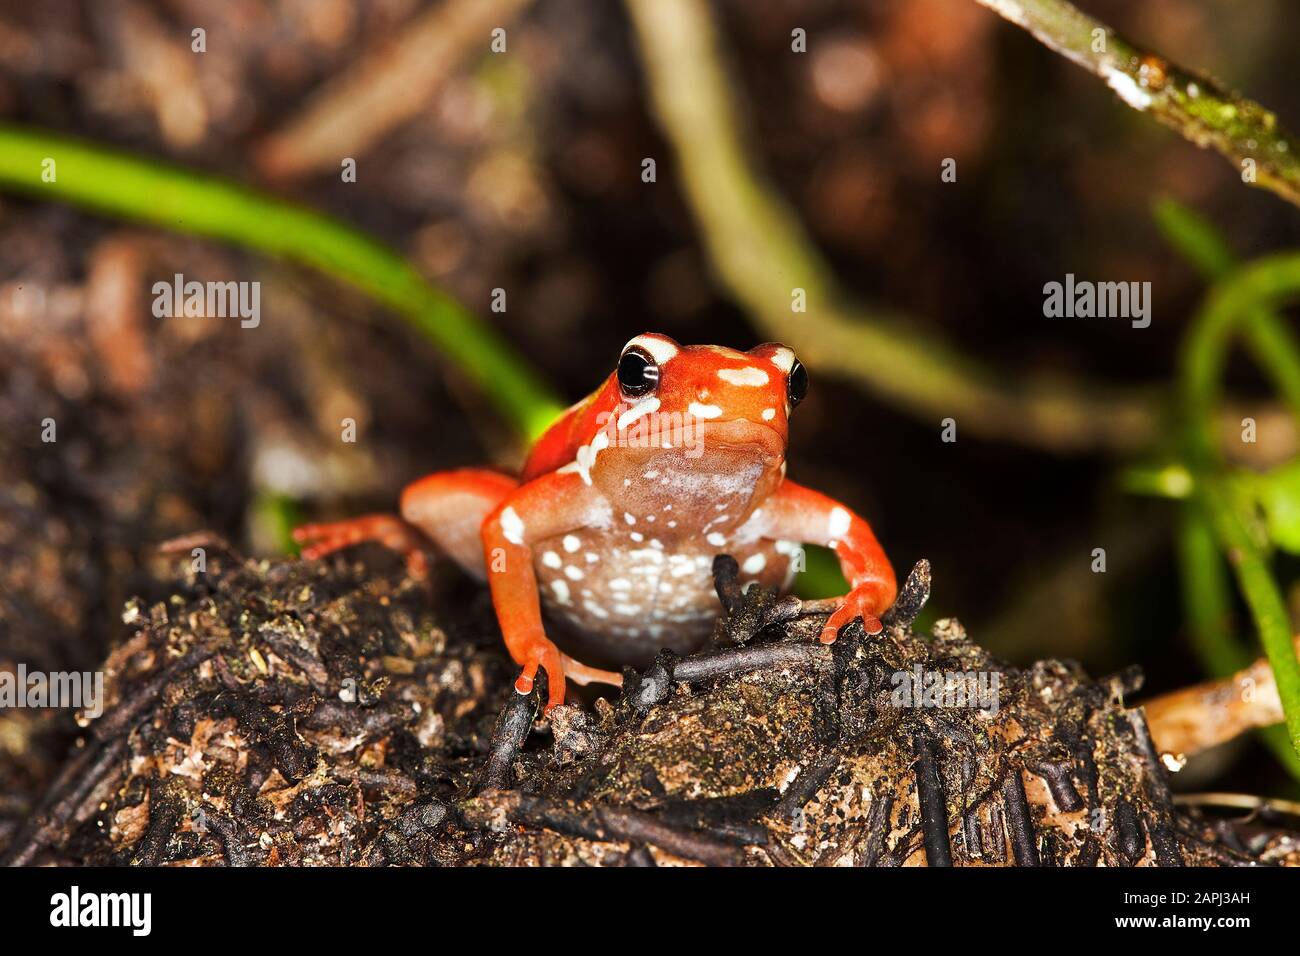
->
[1179,252,1300,756]
[1175,512,1248,676]
[0,124,564,442]
[1154,200,1300,779]
[1177,510,1300,779]
[1156,198,1300,420]
[1195,477,1300,757]
[1181,254,1300,464]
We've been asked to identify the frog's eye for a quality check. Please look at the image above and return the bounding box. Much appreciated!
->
[786,360,809,408]
[618,346,660,397]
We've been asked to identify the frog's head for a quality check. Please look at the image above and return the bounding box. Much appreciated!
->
[585,333,807,510]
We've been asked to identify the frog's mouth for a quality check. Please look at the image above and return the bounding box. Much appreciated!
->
[698,419,786,463]
[597,415,785,471]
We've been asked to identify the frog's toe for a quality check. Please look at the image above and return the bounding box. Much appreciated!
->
[818,587,885,644]
[514,641,569,713]
[560,654,623,689]
[293,515,429,577]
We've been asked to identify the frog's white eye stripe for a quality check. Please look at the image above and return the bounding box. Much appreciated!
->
[768,347,796,373]
[717,367,769,387]
[624,334,678,366]
[617,396,660,430]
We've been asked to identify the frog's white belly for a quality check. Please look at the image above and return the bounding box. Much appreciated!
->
[533,530,790,668]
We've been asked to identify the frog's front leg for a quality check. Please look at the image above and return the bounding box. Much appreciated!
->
[759,480,897,643]
[481,471,621,711]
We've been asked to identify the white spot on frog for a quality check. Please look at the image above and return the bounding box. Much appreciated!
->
[500,506,525,545]
[717,367,769,387]
[768,347,796,373]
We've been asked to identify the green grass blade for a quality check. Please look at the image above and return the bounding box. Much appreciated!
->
[0,124,564,441]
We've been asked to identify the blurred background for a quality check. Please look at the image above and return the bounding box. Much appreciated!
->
[3,0,1300,834]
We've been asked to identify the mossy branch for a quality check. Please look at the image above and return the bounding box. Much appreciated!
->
[0,125,565,442]
[975,0,1300,210]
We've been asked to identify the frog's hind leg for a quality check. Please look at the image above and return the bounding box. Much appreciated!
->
[399,468,518,580]
[294,513,433,577]
[294,468,517,580]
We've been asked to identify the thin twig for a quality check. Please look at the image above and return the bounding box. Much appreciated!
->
[1174,792,1300,821]
[461,791,747,865]
[257,0,534,179]
[974,0,1300,210]
[625,0,1164,454]
[476,679,542,792]
[773,749,841,820]
[1,736,128,866]
[1144,636,1298,759]
[671,642,829,683]
[1000,768,1040,866]
[914,737,953,867]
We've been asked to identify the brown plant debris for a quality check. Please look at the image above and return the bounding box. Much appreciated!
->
[4,550,1299,867]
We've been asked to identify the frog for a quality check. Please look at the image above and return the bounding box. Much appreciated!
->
[294,333,896,712]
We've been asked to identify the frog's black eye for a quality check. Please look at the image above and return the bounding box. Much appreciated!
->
[618,346,659,397]
[786,360,809,408]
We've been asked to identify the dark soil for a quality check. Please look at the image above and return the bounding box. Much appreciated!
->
[5,549,1296,867]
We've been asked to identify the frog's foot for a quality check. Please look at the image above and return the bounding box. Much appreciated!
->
[293,514,429,578]
[818,582,888,644]
[561,654,623,689]
[513,638,623,713]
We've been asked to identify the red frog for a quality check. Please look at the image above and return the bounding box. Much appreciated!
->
[294,334,896,711]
